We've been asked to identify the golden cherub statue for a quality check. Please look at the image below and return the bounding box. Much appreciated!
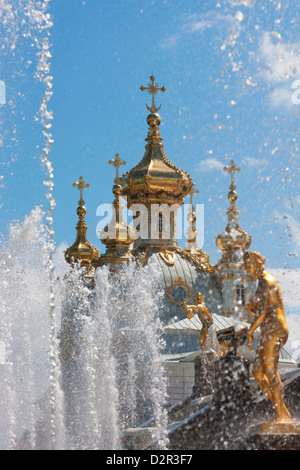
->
[183,292,213,351]
[245,251,291,422]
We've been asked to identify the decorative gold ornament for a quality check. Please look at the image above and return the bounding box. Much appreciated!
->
[108,153,126,184]
[159,249,175,266]
[132,244,213,273]
[224,160,241,188]
[166,276,192,306]
[245,251,291,422]
[183,292,214,351]
[176,246,213,273]
[140,75,166,113]
[64,176,99,269]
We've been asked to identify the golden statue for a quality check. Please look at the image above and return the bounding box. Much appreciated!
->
[183,293,213,350]
[245,251,291,422]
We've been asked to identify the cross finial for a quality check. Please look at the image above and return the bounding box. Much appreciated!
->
[188,184,200,205]
[224,160,241,190]
[108,153,126,183]
[73,176,90,203]
[140,75,166,113]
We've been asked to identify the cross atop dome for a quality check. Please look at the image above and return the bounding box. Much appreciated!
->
[140,75,166,113]
[72,176,90,204]
[223,160,241,191]
[109,153,126,184]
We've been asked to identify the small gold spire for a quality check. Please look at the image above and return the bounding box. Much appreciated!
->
[65,176,99,269]
[185,185,199,250]
[96,158,136,268]
[216,160,251,254]
[108,153,126,184]
[140,75,166,113]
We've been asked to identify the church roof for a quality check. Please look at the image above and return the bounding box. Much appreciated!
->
[143,250,222,325]
[164,312,250,333]
[164,313,297,366]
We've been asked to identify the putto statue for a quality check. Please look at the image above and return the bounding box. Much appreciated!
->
[245,251,291,422]
[183,292,213,351]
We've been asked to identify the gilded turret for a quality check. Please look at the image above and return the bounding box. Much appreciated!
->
[216,160,251,254]
[119,75,194,252]
[65,176,99,269]
[215,161,253,319]
[120,76,193,208]
[96,155,136,269]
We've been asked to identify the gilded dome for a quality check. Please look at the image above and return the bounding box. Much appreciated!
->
[138,248,222,326]
[120,111,193,206]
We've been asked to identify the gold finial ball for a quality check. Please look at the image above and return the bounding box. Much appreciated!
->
[188,211,196,223]
[77,205,86,217]
[228,190,238,203]
[112,181,122,195]
[147,113,161,127]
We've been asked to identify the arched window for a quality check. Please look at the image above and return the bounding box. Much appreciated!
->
[158,212,164,233]
[236,284,246,306]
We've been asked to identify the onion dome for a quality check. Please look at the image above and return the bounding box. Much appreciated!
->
[119,76,193,206]
[216,161,251,253]
[95,155,136,268]
[65,176,99,268]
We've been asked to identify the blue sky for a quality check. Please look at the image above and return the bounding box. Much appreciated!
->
[0,0,299,276]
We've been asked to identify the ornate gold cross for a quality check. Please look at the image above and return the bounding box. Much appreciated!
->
[73,176,90,203]
[224,160,240,189]
[140,75,166,113]
[188,184,199,205]
[108,153,126,183]
[188,184,200,206]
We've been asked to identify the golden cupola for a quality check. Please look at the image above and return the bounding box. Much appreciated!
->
[216,160,251,254]
[96,154,136,269]
[65,176,99,268]
[120,75,194,207]
[118,75,194,251]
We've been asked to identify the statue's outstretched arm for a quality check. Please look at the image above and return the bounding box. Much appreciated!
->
[247,311,266,350]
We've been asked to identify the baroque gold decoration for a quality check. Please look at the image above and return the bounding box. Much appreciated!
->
[183,292,214,351]
[140,74,166,114]
[64,176,99,269]
[166,276,192,306]
[176,246,214,273]
[108,153,126,184]
[159,249,175,266]
[245,251,291,422]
